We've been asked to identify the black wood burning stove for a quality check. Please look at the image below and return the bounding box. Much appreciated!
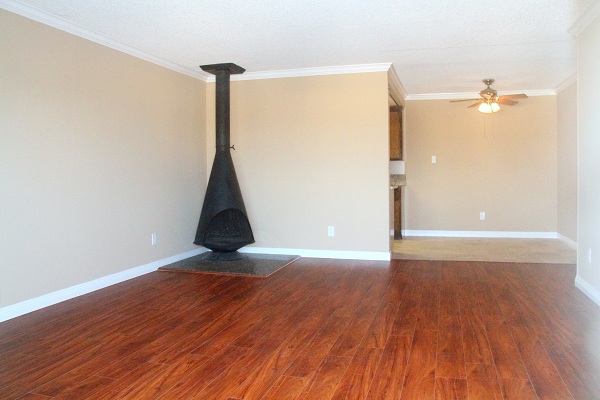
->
[194,63,255,252]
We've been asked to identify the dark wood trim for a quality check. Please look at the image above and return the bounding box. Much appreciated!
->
[389,106,403,161]
[394,187,402,240]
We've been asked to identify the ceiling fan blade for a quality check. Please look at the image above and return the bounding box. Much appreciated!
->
[450,98,480,103]
[499,93,528,99]
[496,98,518,105]
[467,101,482,108]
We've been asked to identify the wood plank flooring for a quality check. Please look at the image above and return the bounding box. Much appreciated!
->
[1,258,599,399]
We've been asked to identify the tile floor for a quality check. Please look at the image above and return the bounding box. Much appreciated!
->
[392,237,577,263]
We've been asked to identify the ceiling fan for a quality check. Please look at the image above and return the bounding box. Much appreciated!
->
[451,79,528,113]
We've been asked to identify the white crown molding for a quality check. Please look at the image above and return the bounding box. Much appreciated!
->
[0,0,208,80]
[240,246,391,261]
[406,88,557,101]
[1,1,389,84]
[570,0,600,37]
[204,63,393,82]
[575,275,600,307]
[406,92,481,101]
[2,0,579,97]
[0,248,207,322]
[504,89,557,97]
[555,74,577,94]
[387,64,408,103]
[402,230,559,239]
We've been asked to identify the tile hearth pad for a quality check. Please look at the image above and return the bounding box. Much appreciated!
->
[158,252,300,277]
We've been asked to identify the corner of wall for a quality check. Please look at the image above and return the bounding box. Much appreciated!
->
[575,275,600,307]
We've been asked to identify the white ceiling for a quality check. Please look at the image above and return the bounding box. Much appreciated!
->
[1,0,596,97]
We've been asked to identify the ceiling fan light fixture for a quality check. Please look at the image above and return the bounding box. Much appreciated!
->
[452,79,524,112]
[478,101,500,113]
[478,102,492,113]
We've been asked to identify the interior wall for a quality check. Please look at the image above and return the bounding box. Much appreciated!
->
[205,73,390,253]
[0,10,206,308]
[577,12,600,294]
[404,96,558,233]
[556,80,578,244]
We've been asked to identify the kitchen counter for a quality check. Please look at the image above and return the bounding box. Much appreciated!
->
[390,174,406,188]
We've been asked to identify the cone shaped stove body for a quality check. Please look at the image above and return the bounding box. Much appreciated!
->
[194,63,254,252]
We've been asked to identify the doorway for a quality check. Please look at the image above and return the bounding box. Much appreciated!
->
[389,93,404,240]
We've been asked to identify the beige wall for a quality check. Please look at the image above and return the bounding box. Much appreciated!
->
[404,96,558,233]
[0,9,391,311]
[557,81,578,243]
[577,12,600,293]
[0,10,207,307]
[205,73,390,252]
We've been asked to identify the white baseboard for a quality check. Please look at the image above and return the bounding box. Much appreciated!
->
[240,246,391,261]
[402,230,559,239]
[0,245,391,322]
[557,234,577,249]
[575,275,600,307]
[0,248,207,323]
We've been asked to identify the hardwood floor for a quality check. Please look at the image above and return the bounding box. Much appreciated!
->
[1,258,599,399]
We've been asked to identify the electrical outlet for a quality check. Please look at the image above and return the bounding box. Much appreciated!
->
[588,249,592,264]
[480,212,485,220]
[432,156,437,164]
[328,226,335,237]
[151,233,157,246]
